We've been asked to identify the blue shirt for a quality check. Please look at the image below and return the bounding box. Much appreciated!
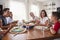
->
[0,15,7,26]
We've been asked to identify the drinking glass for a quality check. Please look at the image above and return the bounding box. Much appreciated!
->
[41,26,45,37]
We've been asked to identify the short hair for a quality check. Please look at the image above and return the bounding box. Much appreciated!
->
[2,8,10,15]
[3,8,9,12]
[52,12,60,20]
[40,10,47,17]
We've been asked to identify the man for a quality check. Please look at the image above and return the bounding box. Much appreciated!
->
[23,12,39,29]
[0,8,9,26]
[0,8,17,29]
[29,12,39,23]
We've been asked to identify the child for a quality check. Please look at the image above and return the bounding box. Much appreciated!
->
[50,12,60,34]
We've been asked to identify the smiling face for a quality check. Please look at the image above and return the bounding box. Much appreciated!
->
[40,10,47,18]
[3,10,10,17]
[41,11,45,18]
[30,12,35,18]
[51,15,55,22]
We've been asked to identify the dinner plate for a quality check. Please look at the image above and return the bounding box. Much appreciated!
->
[10,27,27,34]
[35,26,49,30]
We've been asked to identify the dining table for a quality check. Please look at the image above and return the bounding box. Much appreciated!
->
[2,26,60,40]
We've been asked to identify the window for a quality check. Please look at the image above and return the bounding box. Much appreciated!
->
[9,1,27,21]
[30,4,39,17]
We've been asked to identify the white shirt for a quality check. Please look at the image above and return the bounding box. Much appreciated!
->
[6,17,13,24]
[33,16,39,21]
[29,16,39,21]
[40,17,49,24]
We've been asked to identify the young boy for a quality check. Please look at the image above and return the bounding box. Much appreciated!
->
[50,12,60,34]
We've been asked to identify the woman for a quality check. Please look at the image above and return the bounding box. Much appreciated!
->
[37,10,49,26]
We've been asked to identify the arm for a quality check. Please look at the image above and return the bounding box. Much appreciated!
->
[50,27,56,34]
[0,19,10,29]
[50,22,60,34]
[3,24,14,36]
[1,25,10,29]
[25,20,40,26]
[1,20,18,29]
[37,20,49,26]
[10,21,18,26]
[29,20,35,23]
[0,24,14,36]
[8,20,18,26]
[29,17,40,23]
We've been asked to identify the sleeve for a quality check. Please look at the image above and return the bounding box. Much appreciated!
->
[53,23,60,32]
[35,16,40,21]
[44,17,49,22]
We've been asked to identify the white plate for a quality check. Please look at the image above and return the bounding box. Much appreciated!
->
[10,27,26,33]
[35,26,49,30]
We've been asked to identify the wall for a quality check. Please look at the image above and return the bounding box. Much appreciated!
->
[0,0,43,20]
[0,0,60,10]
[1,0,58,19]
[54,0,60,8]
[0,0,43,11]
[0,0,9,8]
[42,0,60,18]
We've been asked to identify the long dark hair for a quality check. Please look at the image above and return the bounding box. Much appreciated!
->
[40,10,47,18]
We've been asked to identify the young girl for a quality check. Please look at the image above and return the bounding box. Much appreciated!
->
[50,12,60,34]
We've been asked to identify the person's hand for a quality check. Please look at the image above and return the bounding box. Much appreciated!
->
[50,27,53,31]
[50,27,53,30]
[23,24,30,26]
[26,24,31,26]
[50,27,56,34]
[23,23,31,26]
